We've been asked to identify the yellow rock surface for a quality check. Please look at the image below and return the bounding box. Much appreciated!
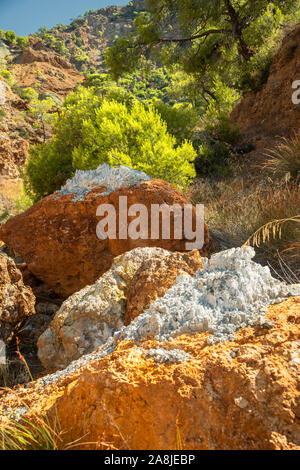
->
[1,297,299,450]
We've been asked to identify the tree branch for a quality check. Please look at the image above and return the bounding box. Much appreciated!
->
[157,28,232,44]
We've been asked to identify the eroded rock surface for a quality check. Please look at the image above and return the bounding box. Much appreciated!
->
[38,246,299,373]
[37,247,171,371]
[1,297,299,450]
[125,250,203,325]
[0,254,35,344]
[231,24,300,152]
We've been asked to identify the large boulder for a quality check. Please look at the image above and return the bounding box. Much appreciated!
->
[37,247,203,372]
[0,254,35,344]
[37,247,171,371]
[38,246,299,374]
[1,296,299,450]
[0,165,210,297]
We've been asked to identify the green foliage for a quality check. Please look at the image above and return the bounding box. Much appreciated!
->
[84,9,95,17]
[205,111,240,145]
[194,141,233,178]
[25,87,196,200]
[16,36,28,49]
[105,37,140,80]
[83,71,199,142]
[0,29,28,49]
[74,53,90,66]
[0,109,6,121]
[105,0,300,97]
[149,99,199,142]
[3,30,16,44]
[0,69,14,87]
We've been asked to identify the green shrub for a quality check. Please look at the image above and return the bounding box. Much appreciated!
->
[0,69,14,87]
[148,99,198,142]
[194,141,233,177]
[25,87,196,200]
[4,31,16,44]
[205,111,240,145]
[16,36,28,49]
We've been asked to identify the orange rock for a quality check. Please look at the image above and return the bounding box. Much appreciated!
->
[231,24,300,150]
[19,47,73,70]
[125,250,203,325]
[0,180,210,297]
[0,254,35,344]
[0,297,299,450]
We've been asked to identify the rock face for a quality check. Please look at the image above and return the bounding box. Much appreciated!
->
[1,297,299,450]
[0,254,35,344]
[125,250,203,325]
[0,39,82,181]
[0,166,210,297]
[37,247,171,371]
[38,246,299,373]
[231,24,300,151]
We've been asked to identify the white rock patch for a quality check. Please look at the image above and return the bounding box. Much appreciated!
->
[114,246,300,345]
[138,347,192,364]
[37,246,300,386]
[58,163,151,200]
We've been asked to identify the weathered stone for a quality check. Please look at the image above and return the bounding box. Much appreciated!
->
[0,254,35,344]
[1,297,299,450]
[0,175,210,297]
[125,250,203,325]
[37,247,171,371]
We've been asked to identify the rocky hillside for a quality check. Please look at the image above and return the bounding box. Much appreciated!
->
[0,161,299,450]
[0,0,147,200]
[0,37,82,210]
[231,24,300,157]
[33,0,145,73]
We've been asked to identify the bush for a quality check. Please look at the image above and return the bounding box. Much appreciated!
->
[4,30,16,44]
[25,87,196,200]
[205,111,240,145]
[194,141,233,177]
[16,36,28,49]
[149,99,198,142]
[0,69,14,87]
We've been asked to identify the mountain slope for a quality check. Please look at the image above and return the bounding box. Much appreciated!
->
[34,1,145,73]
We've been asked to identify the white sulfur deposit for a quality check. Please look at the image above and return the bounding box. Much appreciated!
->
[114,246,300,345]
[58,164,151,200]
[138,347,192,364]
[38,246,300,386]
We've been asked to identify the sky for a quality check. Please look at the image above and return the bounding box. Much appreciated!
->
[0,0,128,36]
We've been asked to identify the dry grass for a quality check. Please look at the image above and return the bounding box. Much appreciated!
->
[189,176,300,277]
[0,177,24,201]
[0,394,101,450]
[0,361,31,389]
[0,414,65,450]
[0,409,118,450]
[263,131,300,180]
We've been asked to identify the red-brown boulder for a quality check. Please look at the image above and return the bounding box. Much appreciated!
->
[0,179,210,297]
